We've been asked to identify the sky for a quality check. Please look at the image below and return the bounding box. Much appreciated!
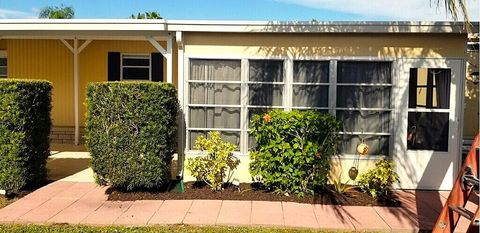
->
[0,0,478,21]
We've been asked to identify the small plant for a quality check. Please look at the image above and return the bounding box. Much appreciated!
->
[357,158,400,199]
[186,131,240,191]
[249,110,340,197]
[329,172,355,194]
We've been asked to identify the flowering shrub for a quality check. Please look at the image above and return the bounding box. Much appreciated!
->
[249,110,340,196]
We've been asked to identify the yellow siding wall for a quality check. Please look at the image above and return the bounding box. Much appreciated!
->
[5,39,178,127]
[7,39,74,126]
[464,50,479,138]
[0,40,6,49]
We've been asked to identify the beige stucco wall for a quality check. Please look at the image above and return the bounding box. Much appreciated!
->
[464,50,479,138]
[183,32,466,59]
[182,32,470,184]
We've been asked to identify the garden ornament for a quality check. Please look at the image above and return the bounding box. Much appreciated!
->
[356,140,369,156]
[348,166,359,180]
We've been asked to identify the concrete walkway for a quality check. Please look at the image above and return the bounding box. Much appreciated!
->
[0,180,475,232]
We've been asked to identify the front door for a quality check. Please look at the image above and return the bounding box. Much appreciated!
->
[394,58,464,190]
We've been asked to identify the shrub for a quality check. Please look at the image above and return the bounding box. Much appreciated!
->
[249,110,340,196]
[86,82,178,191]
[357,158,399,199]
[186,131,240,191]
[0,79,52,193]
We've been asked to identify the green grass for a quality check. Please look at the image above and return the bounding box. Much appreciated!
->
[0,224,362,233]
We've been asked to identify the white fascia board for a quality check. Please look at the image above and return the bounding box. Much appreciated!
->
[167,20,477,34]
[0,19,477,34]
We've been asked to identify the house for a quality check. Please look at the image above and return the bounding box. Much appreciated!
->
[0,20,478,190]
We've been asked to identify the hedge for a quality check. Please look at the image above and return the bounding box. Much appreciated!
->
[0,79,52,194]
[249,110,340,196]
[85,82,178,190]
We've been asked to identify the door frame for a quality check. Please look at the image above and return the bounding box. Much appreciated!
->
[393,58,465,190]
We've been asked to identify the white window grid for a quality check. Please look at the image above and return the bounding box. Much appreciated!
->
[185,58,395,156]
[120,53,151,81]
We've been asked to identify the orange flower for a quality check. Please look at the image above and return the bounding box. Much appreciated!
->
[263,114,272,123]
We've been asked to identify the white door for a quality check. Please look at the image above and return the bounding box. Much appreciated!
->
[393,58,464,190]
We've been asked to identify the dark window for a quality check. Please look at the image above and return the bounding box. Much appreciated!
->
[0,57,7,78]
[407,68,451,151]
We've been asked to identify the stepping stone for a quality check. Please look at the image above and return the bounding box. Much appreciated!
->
[313,204,355,230]
[251,201,284,227]
[16,198,76,223]
[282,202,318,228]
[81,201,133,225]
[216,200,251,226]
[342,206,390,231]
[183,200,222,225]
[148,200,192,225]
[115,200,163,226]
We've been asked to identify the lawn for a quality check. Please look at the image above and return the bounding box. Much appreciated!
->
[0,224,363,233]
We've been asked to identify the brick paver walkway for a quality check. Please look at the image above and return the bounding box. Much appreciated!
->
[0,180,472,232]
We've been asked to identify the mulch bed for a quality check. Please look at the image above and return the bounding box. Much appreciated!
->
[107,181,402,207]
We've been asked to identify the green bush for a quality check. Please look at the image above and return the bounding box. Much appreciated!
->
[249,110,340,196]
[86,82,178,191]
[0,79,52,193]
[357,158,399,199]
[186,131,240,191]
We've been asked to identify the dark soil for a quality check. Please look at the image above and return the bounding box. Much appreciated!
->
[107,181,402,207]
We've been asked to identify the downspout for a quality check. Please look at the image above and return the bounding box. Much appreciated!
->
[176,31,185,179]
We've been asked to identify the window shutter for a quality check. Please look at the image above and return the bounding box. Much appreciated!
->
[108,52,121,81]
[151,53,164,82]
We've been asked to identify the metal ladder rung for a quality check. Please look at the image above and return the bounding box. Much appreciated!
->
[448,205,475,220]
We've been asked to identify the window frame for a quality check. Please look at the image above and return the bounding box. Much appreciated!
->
[0,50,7,79]
[120,53,152,81]
[184,55,396,158]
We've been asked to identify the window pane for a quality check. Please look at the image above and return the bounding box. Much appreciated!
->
[337,61,391,83]
[407,112,449,151]
[0,67,6,77]
[122,57,150,66]
[189,131,240,149]
[122,67,149,80]
[249,60,284,82]
[293,61,329,83]
[190,59,241,81]
[190,83,241,105]
[292,85,328,107]
[409,68,451,109]
[337,86,390,108]
[339,135,389,155]
[0,58,7,66]
[337,110,390,133]
[189,107,240,129]
[249,84,283,106]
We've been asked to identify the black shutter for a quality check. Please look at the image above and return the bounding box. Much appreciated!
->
[151,53,164,82]
[108,52,121,81]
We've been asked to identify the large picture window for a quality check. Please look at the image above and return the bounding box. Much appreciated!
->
[335,61,393,155]
[188,59,242,149]
[187,58,393,156]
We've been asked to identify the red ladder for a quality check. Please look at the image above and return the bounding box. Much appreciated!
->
[433,133,479,232]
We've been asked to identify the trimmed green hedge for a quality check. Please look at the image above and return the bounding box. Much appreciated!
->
[0,79,52,193]
[249,110,340,196]
[86,82,178,190]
